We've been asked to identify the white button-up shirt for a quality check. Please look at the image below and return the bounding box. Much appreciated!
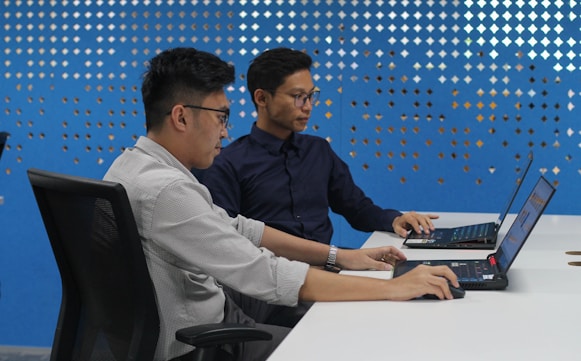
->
[104,136,309,360]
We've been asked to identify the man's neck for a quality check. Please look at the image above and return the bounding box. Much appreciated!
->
[255,119,292,140]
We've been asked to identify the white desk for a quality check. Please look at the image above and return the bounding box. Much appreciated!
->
[268,212,581,361]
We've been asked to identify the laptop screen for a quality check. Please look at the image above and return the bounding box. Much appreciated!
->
[495,151,533,226]
[496,176,555,273]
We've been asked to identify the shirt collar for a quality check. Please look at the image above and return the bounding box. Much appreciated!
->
[250,122,300,155]
[133,136,199,183]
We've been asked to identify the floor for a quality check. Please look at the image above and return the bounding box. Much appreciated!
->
[0,346,51,361]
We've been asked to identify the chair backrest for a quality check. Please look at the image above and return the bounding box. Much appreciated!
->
[0,131,9,161]
[27,168,160,361]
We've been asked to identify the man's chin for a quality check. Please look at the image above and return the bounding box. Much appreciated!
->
[295,123,308,132]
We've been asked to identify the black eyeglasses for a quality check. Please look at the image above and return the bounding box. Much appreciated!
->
[166,104,229,128]
[293,90,320,108]
[268,89,321,108]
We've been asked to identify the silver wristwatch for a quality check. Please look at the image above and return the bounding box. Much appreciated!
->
[325,245,339,272]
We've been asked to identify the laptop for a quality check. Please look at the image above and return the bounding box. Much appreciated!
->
[403,152,534,249]
[393,175,555,290]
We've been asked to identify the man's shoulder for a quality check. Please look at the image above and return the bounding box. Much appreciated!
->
[106,152,189,193]
[208,135,253,172]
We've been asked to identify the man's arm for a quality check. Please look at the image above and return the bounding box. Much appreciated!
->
[260,225,328,265]
[326,147,440,237]
[326,148,402,233]
[300,264,459,301]
[261,225,461,300]
[261,225,403,271]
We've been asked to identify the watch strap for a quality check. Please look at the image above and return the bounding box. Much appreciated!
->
[326,245,338,267]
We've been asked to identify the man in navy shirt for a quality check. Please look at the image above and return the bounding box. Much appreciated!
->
[200,47,438,246]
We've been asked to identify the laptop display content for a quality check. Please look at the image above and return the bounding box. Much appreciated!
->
[404,152,534,249]
[393,176,555,290]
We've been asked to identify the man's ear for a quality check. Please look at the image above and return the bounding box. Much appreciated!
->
[168,106,188,131]
[254,89,268,106]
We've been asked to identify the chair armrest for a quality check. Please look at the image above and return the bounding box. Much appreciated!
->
[176,323,272,348]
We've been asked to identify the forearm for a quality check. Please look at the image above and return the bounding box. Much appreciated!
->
[299,267,392,302]
[260,226,330,265]
[348,207,402,233]
[299,264,460,302]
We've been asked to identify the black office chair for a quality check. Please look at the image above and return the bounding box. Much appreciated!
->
[0,131,9,161]
[27,168,272,361]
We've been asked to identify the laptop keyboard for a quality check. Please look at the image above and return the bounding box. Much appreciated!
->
[450,223,492,241]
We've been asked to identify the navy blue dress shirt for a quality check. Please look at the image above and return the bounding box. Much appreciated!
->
[200,123,402,245]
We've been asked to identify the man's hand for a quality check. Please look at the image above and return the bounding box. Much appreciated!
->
[392,211,439,238]
[387,264,460,300]
[336,246,407,271]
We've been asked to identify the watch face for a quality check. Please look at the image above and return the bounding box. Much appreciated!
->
[327,245,338,265]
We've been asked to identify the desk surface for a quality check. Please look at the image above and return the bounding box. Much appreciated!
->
[267,212,581,361]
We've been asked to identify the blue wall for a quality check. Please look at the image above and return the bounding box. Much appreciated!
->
[1,1,579,348]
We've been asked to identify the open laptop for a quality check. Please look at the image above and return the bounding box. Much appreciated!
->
[403,152,533,249]
[393,175,555,290]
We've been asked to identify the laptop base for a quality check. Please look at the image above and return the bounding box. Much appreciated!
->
[404,225,497,250]
[393,259,509,290]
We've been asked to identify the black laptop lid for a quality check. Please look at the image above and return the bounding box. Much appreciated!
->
[496,176,555,274]
[495,152,533,227]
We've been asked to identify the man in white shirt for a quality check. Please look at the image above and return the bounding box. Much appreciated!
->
[104,47,459,361]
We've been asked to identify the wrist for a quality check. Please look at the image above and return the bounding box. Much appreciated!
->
[324,245,341,273]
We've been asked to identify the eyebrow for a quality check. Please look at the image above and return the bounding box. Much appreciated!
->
[287,86,318,93]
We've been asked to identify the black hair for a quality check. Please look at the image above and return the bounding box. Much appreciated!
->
[246,47,312,109]
[141,47,235,132]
